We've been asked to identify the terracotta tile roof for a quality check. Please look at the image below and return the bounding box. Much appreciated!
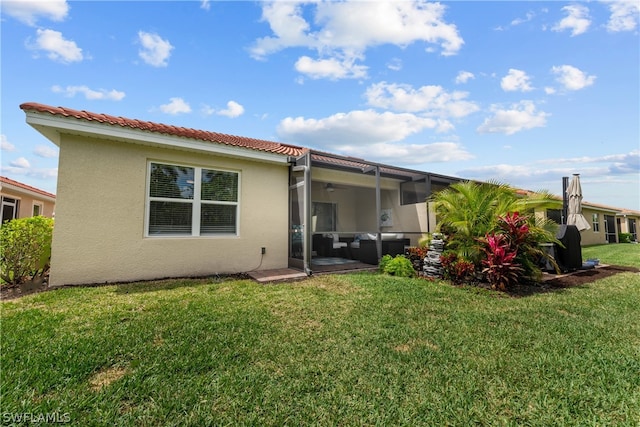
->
[20,102,306,157]
[0,176,56,199]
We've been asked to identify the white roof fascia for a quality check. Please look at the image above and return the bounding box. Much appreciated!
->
[25,111,290,166]
[581,204,620,214]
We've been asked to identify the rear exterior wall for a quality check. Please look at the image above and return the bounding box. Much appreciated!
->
[49,134,289,286]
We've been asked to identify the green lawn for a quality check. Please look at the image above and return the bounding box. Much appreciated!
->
[582,242,640,269]
[1,247,639,425]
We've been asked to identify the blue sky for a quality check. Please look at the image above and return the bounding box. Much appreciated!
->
[1,0,639,210]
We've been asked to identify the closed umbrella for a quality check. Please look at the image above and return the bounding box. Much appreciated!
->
[566,174,590,231]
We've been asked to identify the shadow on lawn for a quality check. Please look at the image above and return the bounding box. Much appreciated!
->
[2,267,637,300]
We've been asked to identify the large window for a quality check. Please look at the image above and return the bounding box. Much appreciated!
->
[592,213,600,232]
[147,162,239,236]
[1,197,19,224]
[547,209,562,224]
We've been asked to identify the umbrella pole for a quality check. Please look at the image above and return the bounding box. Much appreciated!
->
[562,176,569,225]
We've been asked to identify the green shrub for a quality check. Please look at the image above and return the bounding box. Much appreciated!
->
[380,254,415,278]
[0,216,54,286]
[618,233,634,243]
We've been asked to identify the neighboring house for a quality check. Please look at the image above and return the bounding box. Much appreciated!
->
[546,200,620,246]
[617,209,639,241]
[21,102,460,286]
[0,176,55,223]
[579,202,620,245]
[544,200,631,245]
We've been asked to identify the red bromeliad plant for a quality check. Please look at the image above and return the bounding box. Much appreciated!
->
[481,233,523,291]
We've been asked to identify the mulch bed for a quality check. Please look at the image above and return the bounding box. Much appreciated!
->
[2,266,638,301]
[505,265,640,297]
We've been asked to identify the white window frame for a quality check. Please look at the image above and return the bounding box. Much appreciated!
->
[1,196,19,224]
[145,161,240,238]
[32,202,44,217]
[592,213,600,232]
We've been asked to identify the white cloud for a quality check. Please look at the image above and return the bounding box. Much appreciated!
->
[201,105,215,116]
[540,150,640,175]
[477,101,549,135]
[459,150,640,190]
[277,109,440,148]
[551,65,596,91]
[34,145,58,158]
[217,101,245,118]
[30,28,83,63]
[159,98,191,115]
[2,0,69,26]
[501,69,533,92]
[603,0,640,32]
[2,166,58,180]
[344,141,474,165]
[387,58,402,71]
[200,101,245,118]
[138,31,173,67]
[511,11,535,26]
[51,85,125,101]
[1,135,16,152]
[455,71,475,84]
[295,55,368,80]
[364,82,480,119]
[200,0,210,11]
[251,1,463,80]
[552,4,591,36]
[544,87,556,95]
[10,157,31,169]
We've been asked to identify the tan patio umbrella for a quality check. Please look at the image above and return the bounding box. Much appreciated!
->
[566,174,591,231]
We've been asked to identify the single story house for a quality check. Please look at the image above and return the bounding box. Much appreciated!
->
[20,102,635,286]
[21,102,462,286]
[0,176,55,223]
[617,209,639,241]
[544,200,626,245]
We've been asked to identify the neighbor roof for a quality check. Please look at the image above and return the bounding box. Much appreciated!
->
[0,176,56,200]
[20,102,306,157]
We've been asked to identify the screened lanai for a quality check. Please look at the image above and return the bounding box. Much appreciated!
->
[288,151,461,274]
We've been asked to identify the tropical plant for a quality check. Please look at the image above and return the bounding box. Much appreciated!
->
[618,233,634,243]
[481,233,523,291]
[0,216,54,286]
[380,255,416,278]
[440,252,475,286]
[495,212,560,280]
[429,180,560,266]
[405,246,428,272]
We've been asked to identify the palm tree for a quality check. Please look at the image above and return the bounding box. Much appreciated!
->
[430,180,560,271]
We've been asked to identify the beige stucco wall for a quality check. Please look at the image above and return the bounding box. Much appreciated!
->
[50,134,290,286]
[0,188,55,219]
[618,214,639,236]
[579,207,614,246]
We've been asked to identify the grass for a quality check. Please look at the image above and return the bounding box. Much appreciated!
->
[582,242,640,269]
[1,248,639,425]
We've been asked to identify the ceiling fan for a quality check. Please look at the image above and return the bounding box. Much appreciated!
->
[324,183,347,192]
